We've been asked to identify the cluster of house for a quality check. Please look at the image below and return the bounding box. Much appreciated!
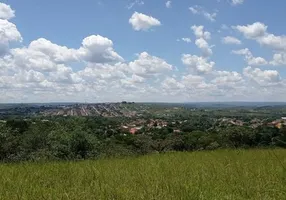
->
[220,118,244,126]
[269,117,286,129]
[41,103,139,117]
[121,119,174,134]
[120,117,286,135]
[146,119,168,128]
[122,117,286,135]
[220,117,286,129]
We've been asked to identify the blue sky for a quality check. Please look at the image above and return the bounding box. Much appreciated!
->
[1,0,286,102]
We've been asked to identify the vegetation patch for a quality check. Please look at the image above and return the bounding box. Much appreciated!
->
[0,149,285,200]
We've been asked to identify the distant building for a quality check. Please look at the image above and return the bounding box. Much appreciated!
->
[276,123,282,129]
[269,119,286,129]
[129,128,137,135]
[129,127,142,134]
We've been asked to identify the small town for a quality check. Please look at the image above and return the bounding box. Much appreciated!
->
[1,103,286,136]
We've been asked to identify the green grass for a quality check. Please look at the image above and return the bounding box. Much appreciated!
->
[0,149,285,200]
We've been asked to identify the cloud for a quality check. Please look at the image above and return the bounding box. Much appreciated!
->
[10,47,59,72]
[7,34,123,72]
[191,25,212,57]
[181,75,205,88]
[129,52,172,76]
[232,48,268,66]
[0,31,128,100]
[270,53,286,66]
[233,22,286,52]
[191,25,211,40]
[233,22,267,39]
[78,63,127,82]
[212,71,243,88]
[48,65,82,84]
[139,69,246,99]
[258,34,286,51]
[0,19,22,55]
[0,20,22,42]
[181,74,217,98]
[221,24,229,30]
[29,38,78,63]
[247,57,268,66]
[1,20,175,101]
[0,3,15,20]
[78,35,123,63]
[195,38,213,57]
[166,1,172,8]
[161,74,219,98]
[129,12,161,31]
[218,24,230,33]
[181,38,192,43]
[231,0,245,5]
[15,70,45,83]
[130,74,145,83]
[189,5,217,22]
[182,54,214,74]
[222,36,241,45]
[243,66,281,86]
[2,2,286,102]
[126,0,144,10]
[161,77,185,90]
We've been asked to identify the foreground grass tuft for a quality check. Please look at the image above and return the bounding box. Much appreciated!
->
[0,149,286,200]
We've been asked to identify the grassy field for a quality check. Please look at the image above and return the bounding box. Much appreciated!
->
[0,149,285,200]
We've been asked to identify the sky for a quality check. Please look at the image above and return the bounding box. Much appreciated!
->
[1,0,286,103]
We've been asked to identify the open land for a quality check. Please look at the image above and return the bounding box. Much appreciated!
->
[0,102,286,199]
[0,149,285,200]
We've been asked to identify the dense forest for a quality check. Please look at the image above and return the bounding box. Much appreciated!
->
[0,115,285,162]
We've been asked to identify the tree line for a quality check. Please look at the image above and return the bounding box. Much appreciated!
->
[0,117,285,162]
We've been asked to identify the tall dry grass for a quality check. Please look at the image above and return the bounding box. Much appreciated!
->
[0,149,285,200]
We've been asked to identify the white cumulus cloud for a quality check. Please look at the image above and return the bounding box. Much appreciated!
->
[212,71,243,88]
[161,77,185,90]
[195,38,213,57]
[258,33,286,51]
[243,66,281,86]
[233,22,267,39]
[191,25,211,40]
[78,35,124,63]
[182,54,214,74]
[129,12,161,31]
[270,53,286,66]
[232,48,268,66]
[191,25,212,57]
[29,38,78,63]
[0,19,22,55]
[0,3,15,20]
[233,22,286,52]
[129,52,172,76]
